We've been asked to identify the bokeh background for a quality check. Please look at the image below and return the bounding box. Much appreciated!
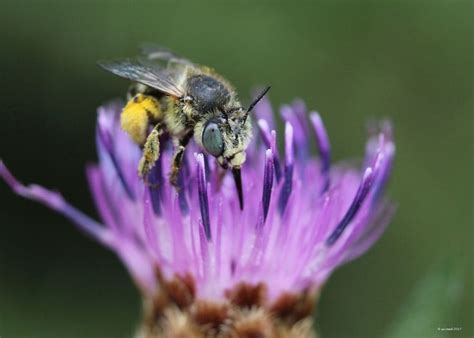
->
[0,1,472,337]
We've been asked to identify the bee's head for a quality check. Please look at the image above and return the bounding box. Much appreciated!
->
[195,87,270,209]
[198,111,251,168]
[195,112,249,210]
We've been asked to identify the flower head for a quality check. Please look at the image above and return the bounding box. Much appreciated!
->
[1,97,395,337]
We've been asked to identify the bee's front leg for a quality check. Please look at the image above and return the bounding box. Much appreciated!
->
[169,131,193,189]
[138,123,164,185]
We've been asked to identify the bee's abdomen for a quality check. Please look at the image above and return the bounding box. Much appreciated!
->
[187,75,230,112]
[121,94,162,144]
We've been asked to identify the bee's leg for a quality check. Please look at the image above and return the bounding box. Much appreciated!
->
[121,93,162,145]
[138,123,164,185]
[169,131,193,188]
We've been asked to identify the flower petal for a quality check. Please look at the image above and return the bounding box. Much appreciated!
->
[0,161,113,247]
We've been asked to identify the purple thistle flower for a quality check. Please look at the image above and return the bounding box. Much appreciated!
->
[0,97,395,337]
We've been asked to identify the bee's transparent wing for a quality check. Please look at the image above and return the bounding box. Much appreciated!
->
[98,59,185,97]
[139,43,194,66]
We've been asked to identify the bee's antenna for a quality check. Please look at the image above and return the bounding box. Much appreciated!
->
[244,86,271,122]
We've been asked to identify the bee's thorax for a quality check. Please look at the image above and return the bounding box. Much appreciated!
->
[186,74,231,112]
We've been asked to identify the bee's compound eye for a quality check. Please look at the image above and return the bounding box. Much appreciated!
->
[202,122,224,157]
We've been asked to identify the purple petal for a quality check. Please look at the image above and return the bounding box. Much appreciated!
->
[310,112,331,192]
[195,153,211,240]
[0,161,113,247]
[261,149,274,223]
[278,123,294,214]
[326,167,375,246]
[96,112,137,201]
[280,104,309,160]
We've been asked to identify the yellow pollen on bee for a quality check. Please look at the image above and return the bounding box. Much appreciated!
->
[120,94,161,144]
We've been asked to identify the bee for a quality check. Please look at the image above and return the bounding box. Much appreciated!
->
[98,44,270,209]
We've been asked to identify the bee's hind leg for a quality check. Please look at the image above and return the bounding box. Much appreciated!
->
[138,123,163,186]
[169,131,193,189]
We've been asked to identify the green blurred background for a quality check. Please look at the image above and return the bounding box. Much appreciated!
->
[0,1,472,337]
